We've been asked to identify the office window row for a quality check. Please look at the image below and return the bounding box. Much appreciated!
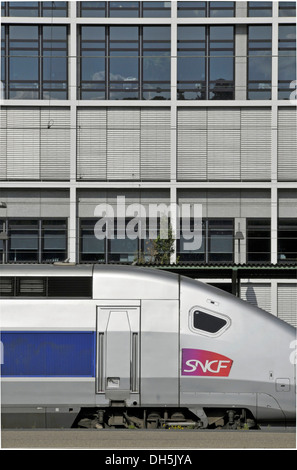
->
[248,2,296,17]
[1,218,296,264]
[1,24,295,100]
[78,2,171,18]
[1,1,68,17]
[2,2,296,18]
[0,219,67,263]
[79,25,170,100]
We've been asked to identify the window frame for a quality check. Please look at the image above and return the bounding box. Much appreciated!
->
[189,306,231,337]
[177,25,235,101]
[78,25,171,101]
[247,25,272,100]
[1,218,68,264]
[2,24,68,100]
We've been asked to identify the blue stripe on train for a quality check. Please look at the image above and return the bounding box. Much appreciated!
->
[0,331,96,377]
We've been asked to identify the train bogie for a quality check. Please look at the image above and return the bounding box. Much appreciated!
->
[0,265,296,429]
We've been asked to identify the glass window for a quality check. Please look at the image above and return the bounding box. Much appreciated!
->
[177,26,206,100]
[177,26,234,101]
[41,1,68,17]
[208,219,233,262]
[2,1,68,17]
[78,1,106,17]
[248,25,272,100]
[278,219,297,262]
[109,1,139,17]
[8,220,39,262]
[3,24,68,100]
[108,219,139,263]
[41,220,67,263]
[0,277,14,296]
[192,310,228,334]
[78,1,170,17]
[247,219,271,262]
[177,1,234,17]
[109,26,139,100]
[8,25,39,99]
[0,219,4,258]
[248,2,272,17]
[18,278,46,296]
[209,26,234,100]
[3,219,67,264]
[79,26,106,100]
[1,25,6,97]
[278,25,296,100]
[142,26,171,100]
[78,25,170,101]
[209,1,234,17]
[42,26,68,99]
[178,219,233,263]
[142,1,171,17]
[80,219,106,263]
[279,1,296,17]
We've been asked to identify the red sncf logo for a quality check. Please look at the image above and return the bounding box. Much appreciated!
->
[182,349,233,377]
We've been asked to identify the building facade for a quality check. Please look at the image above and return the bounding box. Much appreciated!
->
[0,1,296,326]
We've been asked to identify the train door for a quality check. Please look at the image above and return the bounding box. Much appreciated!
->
[96,305,140,406]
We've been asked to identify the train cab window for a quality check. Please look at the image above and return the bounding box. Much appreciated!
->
[192,310,229,335]
[18,277,46,296]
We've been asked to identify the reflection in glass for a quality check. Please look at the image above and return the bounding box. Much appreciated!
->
[278,25,296,100]
[177,1,234,17]
[8,220,39,263]
[78,25,170,100]
[279,2,296,17]
[178,219,233,263]
[80,26,106,100]
[142,26,170,100]
[248,1,272,17]
[248,26,272,100]
[177,26,234,100]
[109,26,139,99]
[3,24,68,99]
[80,219,105,263]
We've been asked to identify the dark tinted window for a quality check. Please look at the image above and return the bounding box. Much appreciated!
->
[193,310,227,333]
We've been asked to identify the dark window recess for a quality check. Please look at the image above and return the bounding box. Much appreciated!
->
[47,277,92,297]
[18,277,46,296]
[0,277,14,296]
[193,310,227,333]
[0,276,92,298]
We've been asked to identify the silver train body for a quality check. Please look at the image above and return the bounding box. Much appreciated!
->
[0,264,296,429]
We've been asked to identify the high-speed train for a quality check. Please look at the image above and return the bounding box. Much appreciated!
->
[0,264,296,429]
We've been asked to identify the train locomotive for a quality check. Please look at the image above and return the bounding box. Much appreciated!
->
[0,264,296,429]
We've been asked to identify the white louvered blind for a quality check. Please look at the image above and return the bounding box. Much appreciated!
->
[177,108,207,180]
[177,107,271,182]
[241,108,271,181]
[140,107,170,181]
[0,108,7,179]
[207,108,241,181]
[241,283,272,313]
[40,108,70,180]
[277,284,297,327]
[6,107,40,180]
[107,107,140,181]
[278,108,297,182]
[77,108,107,180]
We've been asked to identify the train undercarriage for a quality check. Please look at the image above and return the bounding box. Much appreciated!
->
[74,407,258,430]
